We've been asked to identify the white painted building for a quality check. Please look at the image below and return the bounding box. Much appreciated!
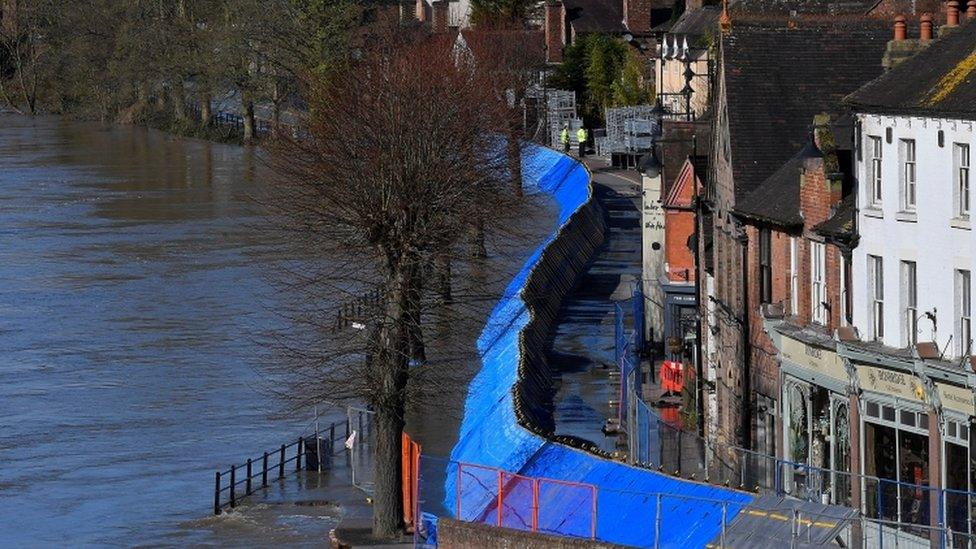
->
[852,113,975,361]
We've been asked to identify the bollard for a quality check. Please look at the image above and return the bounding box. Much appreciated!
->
[214,471,222,515]
[279,444,286,478]
[262,452,269,487]
[297,437,304,471]
[230,466,237,508]
[246,458,252,495]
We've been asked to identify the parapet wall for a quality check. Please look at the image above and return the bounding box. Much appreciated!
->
[446,144,754,548]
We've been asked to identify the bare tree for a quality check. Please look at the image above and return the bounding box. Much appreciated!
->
[267,27,515,539]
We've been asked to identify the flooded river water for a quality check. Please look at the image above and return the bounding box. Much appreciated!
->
[0,116,342,545]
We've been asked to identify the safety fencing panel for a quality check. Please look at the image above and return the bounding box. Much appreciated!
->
[453,461,597,539]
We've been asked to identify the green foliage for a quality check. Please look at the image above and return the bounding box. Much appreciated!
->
[470,0,541,25]
[548,34,650,122]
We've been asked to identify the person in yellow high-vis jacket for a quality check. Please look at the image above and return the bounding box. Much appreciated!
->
[576,126,588,158]
[560,125,570,153]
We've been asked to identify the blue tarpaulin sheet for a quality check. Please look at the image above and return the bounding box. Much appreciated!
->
[445,144,755,548]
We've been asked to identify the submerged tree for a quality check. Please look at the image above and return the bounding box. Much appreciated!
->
[268,28,515,538]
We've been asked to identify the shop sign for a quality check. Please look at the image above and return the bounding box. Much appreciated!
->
[779,336,847,383]
[856,365,926,403]
[936,382,974,416]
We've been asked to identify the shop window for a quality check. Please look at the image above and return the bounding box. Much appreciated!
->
[759,228,772,304]
[788,384,809,463]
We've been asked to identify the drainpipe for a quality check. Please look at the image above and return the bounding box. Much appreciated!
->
[739,228,752,450]
[692,136,706,437]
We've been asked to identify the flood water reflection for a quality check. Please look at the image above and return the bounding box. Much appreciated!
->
[0,116,328,545]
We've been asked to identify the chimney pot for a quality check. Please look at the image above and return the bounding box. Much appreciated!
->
[967,0,976,19]
[920,13,933,40]
[431,0,448,32]
[948,0,960,26]
[894,15,907,41]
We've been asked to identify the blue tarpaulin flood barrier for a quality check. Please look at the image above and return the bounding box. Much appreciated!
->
[443,143,755,548]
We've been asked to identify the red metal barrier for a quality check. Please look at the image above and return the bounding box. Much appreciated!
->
[455,461,597,539]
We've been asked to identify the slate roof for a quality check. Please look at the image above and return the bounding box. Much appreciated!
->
[563,0,627,33]
[729,0,878,15]
[670,5,722,36]
[814,193,855,240]
[733,145,808,227]
[722,21,889,200]
[846,21,976,119]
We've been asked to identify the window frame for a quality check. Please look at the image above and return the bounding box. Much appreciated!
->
[957,143,971,218]
[870,255,884,341]
[789,237,799,316]
[901,261,917,347]
[958,269,972,357]
[810,242,827,325]
[901,139,916,211]
[869,136,883,206]
[759,228,772,304]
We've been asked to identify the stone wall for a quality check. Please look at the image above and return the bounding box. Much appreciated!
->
[437,519,629,549]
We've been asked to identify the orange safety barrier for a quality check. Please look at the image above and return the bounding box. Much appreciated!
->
[401,432,421,532]
[659,360,686,394]
[455,461,597,540]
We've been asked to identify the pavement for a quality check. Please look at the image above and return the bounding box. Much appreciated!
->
[548,156,644,453]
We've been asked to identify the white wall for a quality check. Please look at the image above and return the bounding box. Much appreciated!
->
[853,113,976,359]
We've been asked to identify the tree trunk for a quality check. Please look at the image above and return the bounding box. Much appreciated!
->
[507,129,523,197]
[171,79,186,122]
[242,91,256,142]
[434,253,452,303]
[471,217,487,259]
[200,90,212,127]
[371,259,414,539]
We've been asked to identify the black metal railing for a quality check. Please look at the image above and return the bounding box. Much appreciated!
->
[212,419,352,514]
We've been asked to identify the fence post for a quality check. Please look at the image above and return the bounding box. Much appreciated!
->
[297,437,304,471]
[279,444,286,478]
[262,452,269,488]
[229,466,236,508]
[531,479,539,532]
[246,458,252,495]
[330,423,335,454]
[316,429,322,474]
[721,503,727,547]
[497,470,504,527]
[654,494,662,549]
[790,510,798,549]
[214,471,221,515]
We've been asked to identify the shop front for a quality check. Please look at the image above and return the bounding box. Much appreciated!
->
[777,333,852,505]
[937,381,975,537]
[856,364,932,525]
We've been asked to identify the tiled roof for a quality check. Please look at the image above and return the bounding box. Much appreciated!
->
[729,0,878,15]
[846,21,976,119]
[563,0,627,33]
[733,147,807,227]
[722,20,889,200]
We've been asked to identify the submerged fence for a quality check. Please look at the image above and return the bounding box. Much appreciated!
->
[212,407,375,514]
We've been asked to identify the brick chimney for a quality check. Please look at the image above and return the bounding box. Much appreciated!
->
[432,0,448,32]
[884,15,932,69]
[624,0,652,34]
[686,0,704,11]
[968,0,976,20]
[545,1,565,63]
[416,0,427,22]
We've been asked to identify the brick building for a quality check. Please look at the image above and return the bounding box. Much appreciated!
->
[735,115,857,479]
[543,0,675,63]
[700,18,889,454]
